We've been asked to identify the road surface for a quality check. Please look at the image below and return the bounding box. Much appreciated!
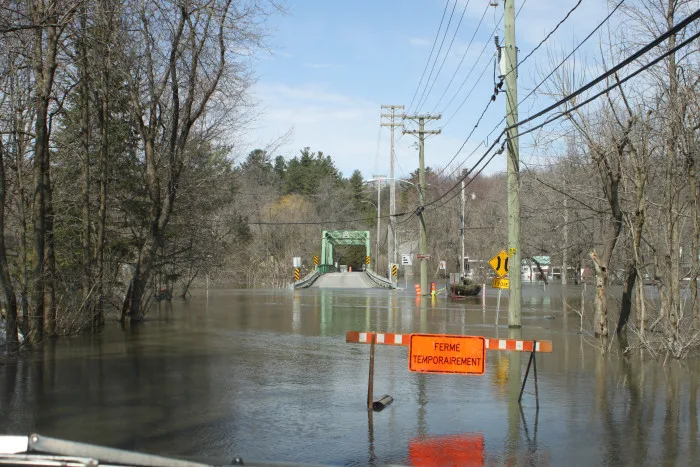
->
[310,272,377,288]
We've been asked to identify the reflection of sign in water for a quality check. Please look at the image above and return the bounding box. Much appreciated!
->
[409,434,484,467]
[409,334,485,374]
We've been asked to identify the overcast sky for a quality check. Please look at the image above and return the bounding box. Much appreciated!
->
[243,0,618,179]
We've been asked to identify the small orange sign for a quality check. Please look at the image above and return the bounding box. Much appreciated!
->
[409,334,485,375]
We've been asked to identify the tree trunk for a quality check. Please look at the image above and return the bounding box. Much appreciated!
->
[7,58,31,337]
[618,157,647,334]
[665,2,681,350]
[617,260,637,334]
[0,141,19,352]
[31,98,46,341]
[591,251,609,337]
[79,4,92,314]
[121,234,159,321]
[688,140,700,329]
[44,171,57,336]
[94,0,112,331]
[29,0,61,342]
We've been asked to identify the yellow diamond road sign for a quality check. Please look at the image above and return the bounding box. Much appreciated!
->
[489,250,509,277]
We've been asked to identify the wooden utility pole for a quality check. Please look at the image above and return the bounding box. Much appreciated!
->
[403,114,441,296]
[460,179,465,280]
[504,0,521,327]
[370,175,386,271]
[381,105,404,275]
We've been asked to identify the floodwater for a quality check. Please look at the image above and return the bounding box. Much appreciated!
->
[1,283,699,466]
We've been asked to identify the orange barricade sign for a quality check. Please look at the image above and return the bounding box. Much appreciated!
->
[409,334,485,375]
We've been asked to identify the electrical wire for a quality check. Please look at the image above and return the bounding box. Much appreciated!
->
[481,0,627,143]
[422,8,700,210]
[436,0,602,182]
[511,27,700,141]
[517,0,584,73]
[432,77,505,181]
[437,12,503,122]
[415,0,471,113]
[508,7,700,133]
[413,0,459,114]
[262,6,697,228]
[406,0,451,114]
[430,1,490,114]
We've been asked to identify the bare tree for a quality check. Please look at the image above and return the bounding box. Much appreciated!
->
[120,0,271,321]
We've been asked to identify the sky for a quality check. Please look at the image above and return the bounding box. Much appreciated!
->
[242,0,619,179]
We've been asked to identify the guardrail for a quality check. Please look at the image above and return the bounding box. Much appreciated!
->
[364,267,396,289]
[292,269,321,289]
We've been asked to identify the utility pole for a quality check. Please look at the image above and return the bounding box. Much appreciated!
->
[371,174,386,271]
[460,179,465,280]
[403,114,441,296]
[504,0,521,327]
[381,105,404,277]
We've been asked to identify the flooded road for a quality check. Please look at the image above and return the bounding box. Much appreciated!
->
[1,284,699,466]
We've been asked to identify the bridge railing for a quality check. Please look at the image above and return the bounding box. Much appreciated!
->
[317,264,337,274]
[364,267,396,289]
[292,269,321,289]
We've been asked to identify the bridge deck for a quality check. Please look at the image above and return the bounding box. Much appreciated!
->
[311,272,379,289]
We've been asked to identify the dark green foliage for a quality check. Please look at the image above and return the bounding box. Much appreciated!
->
[282,147,341,195]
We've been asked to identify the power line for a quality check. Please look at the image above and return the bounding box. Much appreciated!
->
[430,1,490,114]
[248,210,412,226]
[512,26,700,141]
[438,12,503,121]
[413,0,459,114]
[508,7,700,133]
[482,0,627,143]
[437,0,593,181]
[433,77,504,180]
[423,8,700,210]
[415,0,471,113]
[406,0,451,114]
[517,0,584,74]
[435,0,626,184]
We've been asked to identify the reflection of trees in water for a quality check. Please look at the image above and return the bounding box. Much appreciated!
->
[591,354,695,465]
[662,362,680,465]
[691,369,698,460]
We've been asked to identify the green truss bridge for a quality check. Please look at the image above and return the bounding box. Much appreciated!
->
[292,230,396,289]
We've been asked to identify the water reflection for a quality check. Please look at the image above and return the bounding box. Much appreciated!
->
[408,433,484,466]
[0,286,699,466]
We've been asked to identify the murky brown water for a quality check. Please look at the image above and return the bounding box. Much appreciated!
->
[1,283,698,466]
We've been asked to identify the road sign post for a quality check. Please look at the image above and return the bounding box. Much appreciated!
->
[489,250,510,326]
